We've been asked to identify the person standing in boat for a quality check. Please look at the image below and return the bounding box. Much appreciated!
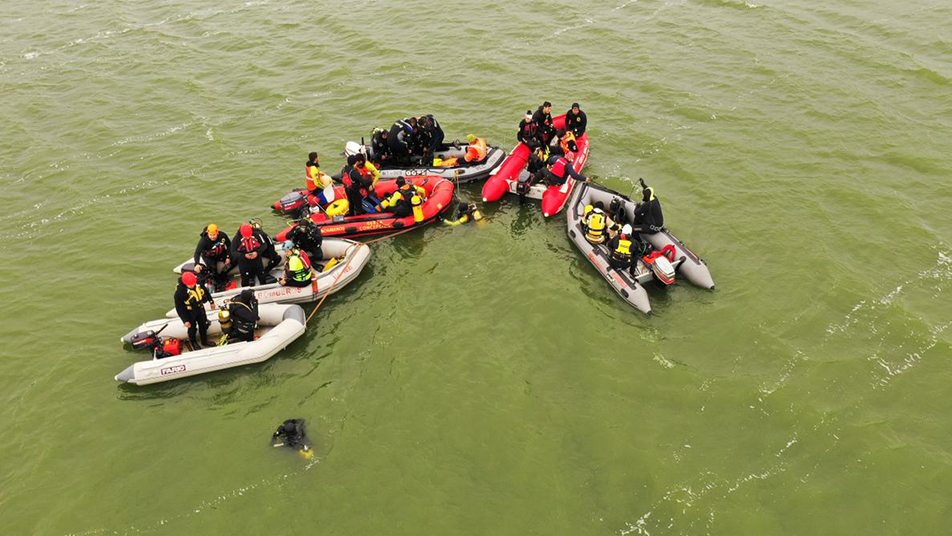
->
[565,102,587,137]
[232,223,268,286]
[349,155,381,214]
[419,115,445,166]
[632,179,665,234]
[518,110,543,150]
[532,101,555,145]
[174,271,213,348]
[192,223,232,290]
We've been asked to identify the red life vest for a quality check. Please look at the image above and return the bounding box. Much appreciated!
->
[551,157,569,178]
[238,236,260,253]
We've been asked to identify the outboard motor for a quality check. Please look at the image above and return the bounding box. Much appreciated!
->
[343,141,364,157]
[650,255,677,286]
[274,190,309,216]
[129,324,168,350]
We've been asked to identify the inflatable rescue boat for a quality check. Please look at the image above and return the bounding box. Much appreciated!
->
[167,239,370,317]
[276,176,454,240]
[482,114,590,217]
[566,182,714,315]
[117,303,306,385]
[346,139,506,183]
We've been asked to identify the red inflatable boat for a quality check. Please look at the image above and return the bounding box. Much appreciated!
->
[276,176,454,240]
[481,114,590,217]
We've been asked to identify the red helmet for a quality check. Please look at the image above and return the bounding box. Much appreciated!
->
[240,223,253,238]
[182,271,197,287]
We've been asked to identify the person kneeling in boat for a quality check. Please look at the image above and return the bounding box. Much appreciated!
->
[379,177,423,218]
[518,110,543,150]
[419,115,445,166]
[175,271,213,348]
[582,202,608,245]
[279,247,315,288]
[632,178,664,234]
[370,128,393,167]
[542,155,587,187]
[227,289,259,343]
[192,223,232,291]
[284,219,323,261]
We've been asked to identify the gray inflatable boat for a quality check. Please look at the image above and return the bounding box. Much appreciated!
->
[345,140,506,183]
[167,239,370,316]
[566,181,715,314]
[117,303,306,385]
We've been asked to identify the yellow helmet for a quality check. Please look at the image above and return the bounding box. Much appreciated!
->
[207,223,219,235]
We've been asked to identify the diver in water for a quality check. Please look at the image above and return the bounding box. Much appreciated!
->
[271,418,312,458]
[443,201,484,226]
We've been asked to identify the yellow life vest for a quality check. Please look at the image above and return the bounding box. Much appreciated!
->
[185,286,206,310]
[615,237,631,255]
[585,212,606,243]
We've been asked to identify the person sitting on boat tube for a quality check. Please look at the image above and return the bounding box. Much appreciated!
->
[632,178,665,234]
[565,102,587,137]
[542,155,587,187]
[464,134,488,163]
[419,115,445,166]
[582,202,608,244]
[518,110,543,150]
[174,271,213,348]
[550,129,578,158]
[305,152,335,208]
[192,223,232,291]
[279,247,314,288]
[227,289,259,343]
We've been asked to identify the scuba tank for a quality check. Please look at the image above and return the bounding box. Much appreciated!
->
[218,308,232,335]
[411,193,424,222]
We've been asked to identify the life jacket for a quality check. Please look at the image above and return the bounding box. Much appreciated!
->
[237,236,260,254]
[204,234,227,258]
[287,252,312,282]
[551,157,569,179]
[305,162,320,191]
[585,211,606,243]
[340,166,354,189]
[465,137,488,162]
[560,131,577,155]
[183,285,206,311]
[610,235,632,263]
[520,121,538,141]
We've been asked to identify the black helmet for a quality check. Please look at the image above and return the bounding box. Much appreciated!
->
[396,177,406,187]
[240,289,255,303]
[346,154,360,166]
[593,201,604,210]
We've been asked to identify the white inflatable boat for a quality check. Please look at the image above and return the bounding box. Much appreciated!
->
[167,239,370,316]
[116,303,306,385]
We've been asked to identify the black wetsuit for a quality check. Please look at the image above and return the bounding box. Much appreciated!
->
[542,156,587,186]
[518,119,542,149]
[421,115,445,165]
[633,198,664,234]
[388,119,415,166]
[228,292,259,342]
[285,222,323,261]
[532,107,554,144]
[173,278,212,345]
[193,231,232,288]
[565,108,587,136]
[371,131,392,167]
[231,231,268,286]
[272,419,309,450]
[606,233,647,271]
[346,166,377,215]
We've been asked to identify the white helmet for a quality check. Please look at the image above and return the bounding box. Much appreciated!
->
[622,224,632,235]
